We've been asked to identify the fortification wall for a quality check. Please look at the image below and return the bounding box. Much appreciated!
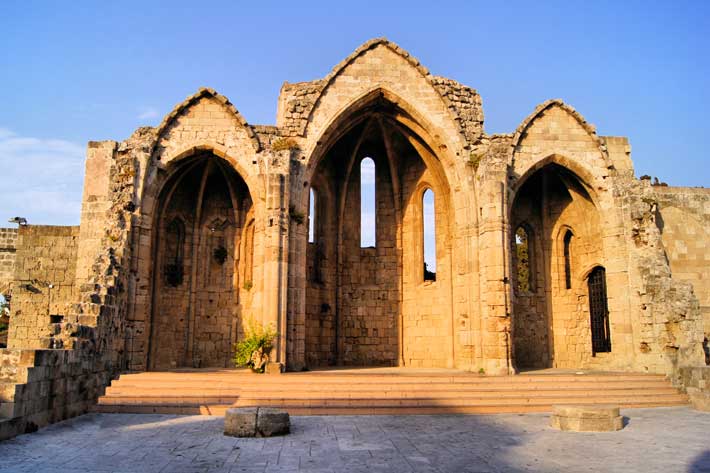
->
[0,228,18,295]
[7,225,80,349]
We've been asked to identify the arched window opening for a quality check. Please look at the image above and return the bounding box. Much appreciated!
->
[164,217,185,287]
[360,157,376,248]
[588,266,611,355]
[243,220,255,290]
[422,189,436,281]
[563,230,573,289]
[514,225,533,293]
[308,187,317,244]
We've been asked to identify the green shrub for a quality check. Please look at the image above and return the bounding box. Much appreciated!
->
[233,318,278,373]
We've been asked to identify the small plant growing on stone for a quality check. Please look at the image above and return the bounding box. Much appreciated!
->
[233,318,278,373]
[478,368,485,375]
[468,151,484,171]
[0,295,10,333]
[243,280,253,291]
[271,138,299,152]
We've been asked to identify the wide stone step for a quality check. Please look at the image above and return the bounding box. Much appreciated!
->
[102,386,679,399]
[93,397,687,416]
[105,380,673,392]
[235,393,688,407]
[238,401,686,416]
[111,373,667,382]
[95,371,688,416]
[92,403,232,415]
[108,377,670,388]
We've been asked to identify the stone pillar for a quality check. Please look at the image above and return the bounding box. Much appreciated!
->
[74,141,118,287]
[477,168,513,375]
[262,152,290,368]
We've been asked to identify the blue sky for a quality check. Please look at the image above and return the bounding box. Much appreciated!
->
[1,0,708,226]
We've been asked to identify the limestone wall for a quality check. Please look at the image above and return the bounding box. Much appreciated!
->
[7,225,80,349]
[0,127,144,441]
[506,101,637,372]
[0,228,18,296]
[655,186,710,337]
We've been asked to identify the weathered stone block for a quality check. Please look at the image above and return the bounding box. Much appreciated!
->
[550,405,623,432]
[224,407,289,437]
[224,407,257,437]
[256,407,290,437]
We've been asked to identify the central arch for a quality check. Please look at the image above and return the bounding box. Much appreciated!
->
[509,161,606,370]
[146,152,257,370]
[299,92,455,368]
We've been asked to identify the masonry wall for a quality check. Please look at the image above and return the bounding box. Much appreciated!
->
[508,103,638,371]
[655,186,710,337]
[0,129,144,441]
[0,228,18,295]
[400,153,454,368]
[7,226,80,349]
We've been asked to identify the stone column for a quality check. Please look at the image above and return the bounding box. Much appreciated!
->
[477,168,514,375]
[262,152,290,368]
[74,141,118,288]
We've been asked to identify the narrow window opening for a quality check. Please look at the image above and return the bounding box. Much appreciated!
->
[514,225,533,293]
[588,266,611,355]
[360,157,376,248]
[563,230,573,289]
[164,217,185,287]
[243,220,255,290]
[308,188,316,243]
[422,189,436,281]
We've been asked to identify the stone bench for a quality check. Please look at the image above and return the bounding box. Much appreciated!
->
[224,407,290,437]
[550,405,623,432]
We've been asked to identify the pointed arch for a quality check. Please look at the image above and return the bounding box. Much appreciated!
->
[509,154,601,214]
[422,187,436,281]
[511,99,611,170]
[296,38,482,147]
[315,38,432,101]
[513,223,535,294]
[563,229,574,290]
[302,87,461,197]
[152,87,261,154]
[140,143,266,230]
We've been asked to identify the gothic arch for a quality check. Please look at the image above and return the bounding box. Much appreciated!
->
[152,87,261,153]
[509,154,601,215]
[511,99,609,166]
[508,160,607,370]
[301,87,460,218]
[300,38,480,149]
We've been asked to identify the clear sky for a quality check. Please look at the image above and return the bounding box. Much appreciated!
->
[1,0,708,225]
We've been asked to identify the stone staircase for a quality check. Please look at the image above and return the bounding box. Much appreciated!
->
[94,369,688,416]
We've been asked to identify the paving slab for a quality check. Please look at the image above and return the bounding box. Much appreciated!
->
[0,407,708,472]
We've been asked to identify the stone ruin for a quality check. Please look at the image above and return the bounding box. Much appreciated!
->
[0,38,708,440]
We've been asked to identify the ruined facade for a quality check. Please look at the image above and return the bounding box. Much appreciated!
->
[1,38,709,439]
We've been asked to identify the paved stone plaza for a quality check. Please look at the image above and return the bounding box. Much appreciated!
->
[1,407,709,472]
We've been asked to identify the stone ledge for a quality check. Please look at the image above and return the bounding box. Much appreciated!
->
[550,405,623,432]
[224,407,290,437]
